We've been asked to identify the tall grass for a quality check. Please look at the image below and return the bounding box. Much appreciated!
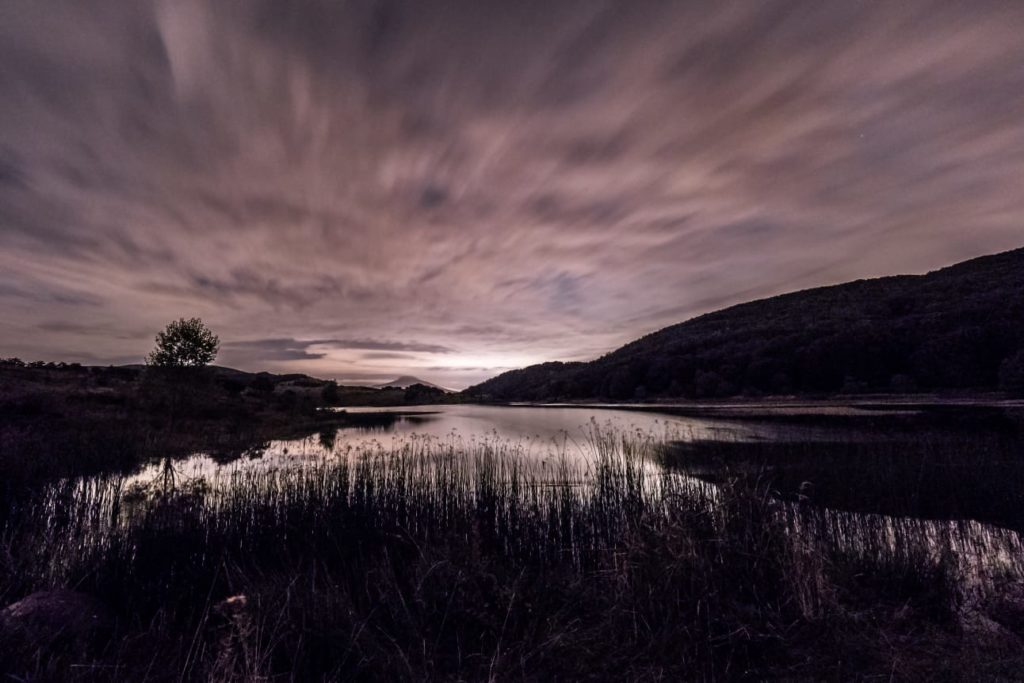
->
[2,428,1022,681]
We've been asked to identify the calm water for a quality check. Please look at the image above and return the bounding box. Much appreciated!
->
[75,402,1024,596]
[126,401,997,483]
[131,402,877,484]
[336,403,757,445]
[127,404,749,484]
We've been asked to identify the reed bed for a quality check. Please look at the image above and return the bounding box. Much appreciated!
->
[2,427,1023,681]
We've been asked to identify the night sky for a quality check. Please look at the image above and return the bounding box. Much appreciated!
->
[2,1,1023,388]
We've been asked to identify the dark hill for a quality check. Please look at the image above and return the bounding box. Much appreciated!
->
[465,247,1024,401]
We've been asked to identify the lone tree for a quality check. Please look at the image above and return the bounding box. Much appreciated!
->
[147,318,220,368]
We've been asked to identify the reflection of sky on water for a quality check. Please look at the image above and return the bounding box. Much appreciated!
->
[336,404,755,444]
[128,404,761,485]
[781,504,1024,600]
[72,403,1024,600]
[123,402,1000,485]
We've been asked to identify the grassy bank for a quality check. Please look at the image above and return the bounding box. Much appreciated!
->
[662,431,1024,530]
[0,363,422,489]
[3,430,1023,681]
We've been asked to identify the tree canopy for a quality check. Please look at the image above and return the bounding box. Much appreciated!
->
[147,318,220,368]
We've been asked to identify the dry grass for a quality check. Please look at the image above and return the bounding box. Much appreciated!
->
[1,427,1023,681]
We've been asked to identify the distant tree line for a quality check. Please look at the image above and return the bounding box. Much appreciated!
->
[1,358,84,370]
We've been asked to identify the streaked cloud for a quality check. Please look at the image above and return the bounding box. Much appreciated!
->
[1,0,1023,387]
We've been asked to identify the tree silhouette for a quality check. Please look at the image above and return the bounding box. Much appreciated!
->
[147,318,220,368]
[322,380,339,404]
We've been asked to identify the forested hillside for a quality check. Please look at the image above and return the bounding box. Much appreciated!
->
[466,248,1024,401]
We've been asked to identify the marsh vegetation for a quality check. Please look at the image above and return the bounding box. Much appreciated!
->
[2,404,1024,680]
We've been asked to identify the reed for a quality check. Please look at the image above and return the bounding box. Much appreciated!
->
[1,427,1021,681]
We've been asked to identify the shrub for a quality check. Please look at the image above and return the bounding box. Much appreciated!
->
[322,380,339,404]
[1000,350,1024,395]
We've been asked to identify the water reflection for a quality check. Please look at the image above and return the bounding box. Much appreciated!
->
[122,405,752,485]
[59,403,1024,602]
[781,503,1024,599]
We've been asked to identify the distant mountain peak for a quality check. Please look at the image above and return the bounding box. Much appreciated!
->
[375,375,447,391]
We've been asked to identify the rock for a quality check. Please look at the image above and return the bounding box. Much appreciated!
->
[0,589,114,652]
[212,594,256,678]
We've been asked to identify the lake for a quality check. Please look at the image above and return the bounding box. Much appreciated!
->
[127,401,925,485]
[152,404,1024,582]
[123,400,1018,487]
[123,403,730,485]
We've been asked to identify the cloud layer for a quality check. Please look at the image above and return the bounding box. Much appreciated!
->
[2,0,1023,387]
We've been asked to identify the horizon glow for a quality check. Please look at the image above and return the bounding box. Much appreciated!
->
[2,1,1024,388]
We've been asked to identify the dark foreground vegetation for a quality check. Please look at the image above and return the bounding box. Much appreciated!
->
[2,429,1024,681]
[467,247,1024,401]
[665,428,1024,530]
